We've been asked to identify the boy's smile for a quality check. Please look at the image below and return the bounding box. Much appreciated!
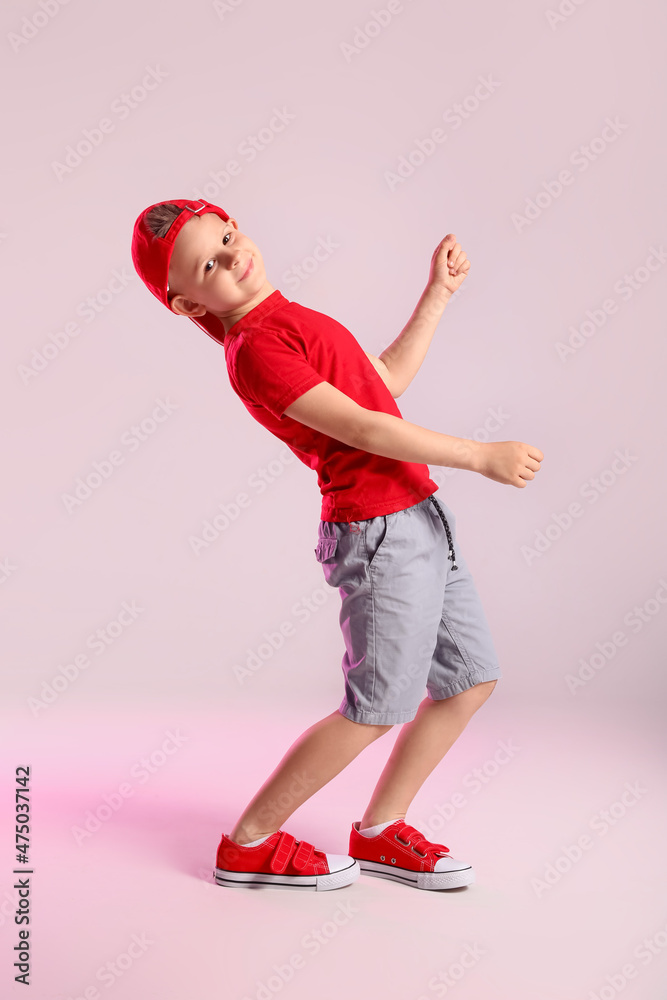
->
[238,256,254,281]
[167,211,274,335]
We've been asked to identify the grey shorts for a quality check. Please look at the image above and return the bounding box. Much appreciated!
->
[314,493,502,725]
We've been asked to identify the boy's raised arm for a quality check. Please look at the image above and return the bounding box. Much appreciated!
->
[378,234,468,397]
[283,232,543,489]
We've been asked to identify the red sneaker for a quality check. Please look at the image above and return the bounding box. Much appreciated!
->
[349,820,475,890]
[214,829,360,891]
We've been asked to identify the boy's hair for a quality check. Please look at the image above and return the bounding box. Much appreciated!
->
[144,202,185,239]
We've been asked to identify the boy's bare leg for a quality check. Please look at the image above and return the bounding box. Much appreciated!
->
[359,680,497,830]
[229,711,392,844]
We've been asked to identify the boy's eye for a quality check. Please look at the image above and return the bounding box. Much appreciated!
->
[203,232,232,273]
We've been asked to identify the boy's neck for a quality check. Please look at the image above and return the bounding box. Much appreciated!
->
[219,282,276,334]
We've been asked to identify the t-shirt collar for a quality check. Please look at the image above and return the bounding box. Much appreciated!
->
[225,289,286,338]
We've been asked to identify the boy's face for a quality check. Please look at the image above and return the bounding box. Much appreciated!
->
[167,212,268,332]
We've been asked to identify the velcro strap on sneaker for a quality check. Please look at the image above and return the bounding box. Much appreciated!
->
[291,840,315,871]
[270,831,296,873]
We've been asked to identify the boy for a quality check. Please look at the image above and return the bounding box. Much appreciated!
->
[131,198,543,892]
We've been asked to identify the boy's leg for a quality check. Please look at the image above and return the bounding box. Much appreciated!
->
[359,679,497,830]
[353,494,503,829]
[229,711,392,844]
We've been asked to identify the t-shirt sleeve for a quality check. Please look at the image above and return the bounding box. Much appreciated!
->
[231,331,327,420]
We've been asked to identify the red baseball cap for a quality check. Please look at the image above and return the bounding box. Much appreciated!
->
[131,197,231,346]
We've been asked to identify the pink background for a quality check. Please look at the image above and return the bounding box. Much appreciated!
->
[2,0,667,997]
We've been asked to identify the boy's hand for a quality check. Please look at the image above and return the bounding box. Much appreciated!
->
[473,441,544,488]
[428,234,470,299]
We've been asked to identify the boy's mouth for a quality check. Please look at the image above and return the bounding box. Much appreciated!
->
[238,257,254,281]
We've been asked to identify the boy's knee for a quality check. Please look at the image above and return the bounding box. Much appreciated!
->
[475,678,498,700]
[458,679,497,707]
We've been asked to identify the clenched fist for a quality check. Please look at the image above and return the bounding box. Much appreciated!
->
[474,441,544,488]
[428,234,470,298]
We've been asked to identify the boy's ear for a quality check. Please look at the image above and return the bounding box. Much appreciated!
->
[169,294,207,318]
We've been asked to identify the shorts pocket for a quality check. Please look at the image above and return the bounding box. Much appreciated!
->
[314,537,339,562]
[364,515,390,569]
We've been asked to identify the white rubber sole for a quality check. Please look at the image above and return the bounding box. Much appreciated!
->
[214,858,360,891]
[358,859,475,890]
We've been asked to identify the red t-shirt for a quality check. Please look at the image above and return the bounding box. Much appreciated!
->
[223,289,438,522]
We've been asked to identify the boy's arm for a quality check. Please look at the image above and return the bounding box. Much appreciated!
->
[283,380,481,470]
[375,284,451,398]
[371,234,469,397]
[364,351,398,397]
[282,380,543,487]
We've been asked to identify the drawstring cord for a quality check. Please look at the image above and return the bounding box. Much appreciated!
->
[427,495,458,571]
